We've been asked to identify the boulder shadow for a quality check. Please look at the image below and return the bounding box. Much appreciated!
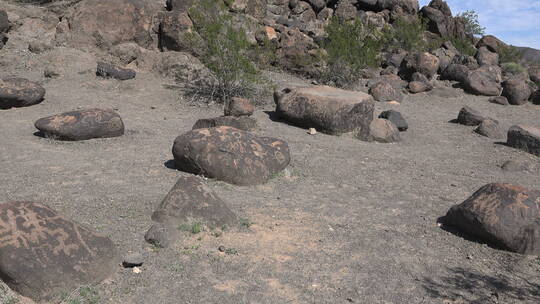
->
[164,159,177,170]
[436,216,507,252]
[263,110,283,123]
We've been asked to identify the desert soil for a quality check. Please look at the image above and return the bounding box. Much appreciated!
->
[1,3,540,304]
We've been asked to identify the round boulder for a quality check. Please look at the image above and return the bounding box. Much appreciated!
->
[0,201,118,301]
[35,108,125,141]
[367,118,401,143]
[369,81,403,102]
[502,78,531,105]
[224,97,255,117]
[172,126,290,185]
[0,78,46,109]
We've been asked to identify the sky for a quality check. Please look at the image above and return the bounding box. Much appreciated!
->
[418,0,540,48]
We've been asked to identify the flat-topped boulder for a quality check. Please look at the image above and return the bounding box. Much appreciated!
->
[507,125,540,156]
[192,116,257,132]
[274,86,375,139]
[152,175,237,228]
[172,126,290,185]
[35,108,125,141]
[0,201,118,301]
[443,183,540,255]
[0,78,46,109]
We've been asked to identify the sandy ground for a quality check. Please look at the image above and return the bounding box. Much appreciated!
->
[1,2,540,304]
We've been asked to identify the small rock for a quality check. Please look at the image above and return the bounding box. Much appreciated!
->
[224,97,254,117]
[474,119,504,139]
[507,125,540,156]
[145,223,171,248]
[368,118,401,143]
[35,108,125,141]
[501,160,529,172]
[28,40,52,54]
[489,96,509,105]
[408,81,432,93]
[0,78,46,109]
[218,246,226,252]
[457,106,486,126]
[369,81,403,102]
[122,253,144,268]
[96,62,136,80]
[308,128,317,135]
[378,110,408,131]
[132,267,141,274]
[192,116,257,132]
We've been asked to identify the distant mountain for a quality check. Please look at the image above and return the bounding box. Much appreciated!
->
[517,46,540,64]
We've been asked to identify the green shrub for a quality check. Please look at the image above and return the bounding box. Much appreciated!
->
[387,17,427,52]
[449,36,477,56]
[187,0,260,103]
[457,10,485,37]
[320,17,384,87]
[501,62,526,75]
[499,45,523,64]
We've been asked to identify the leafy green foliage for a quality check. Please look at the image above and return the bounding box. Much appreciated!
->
[449,37,477,56]
[457,10,485,37]
[187,0,260,103]
[499,45,523,64]
[386,17,427,52]
[320,17,384,87]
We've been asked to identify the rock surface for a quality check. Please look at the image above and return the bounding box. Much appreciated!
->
[369,81,403,102]
[379,110,408,131]
[368,118,401,143]
[152,175,237,227]
[172,126,290,185]
[463,66,502,96]
[502,78,531,105]
[457,106,486,126]
[0,201,118,301]
[443,183,540,255]
[0,78,46,109]
[96,62,136,80]
[507,125,540,156]
[274,86,375,139]
[474,119,504,139]
[224,97,255,117]
[35,108,125,141]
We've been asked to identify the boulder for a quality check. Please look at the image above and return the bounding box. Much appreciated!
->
[144,223,172,248]
[368,118,401,143]
[398,52,440,81]
[224,97,254,117]
[408,81,432,93]
[158,10,204,55]
[507,125,540,156]
[532,89,540,105]
[274,86,375,139]
[421,4,465,39]
[528,67,540,84]
[369,81,403,102]
[463,66,503,96]
[489,96,509,106]
[476,35,506,53]
[432,47,456,73]
[35,108,125,141]
[440,64,469,83]
[192,116,257,132]
[501,160,530,172]
[0,201,117,301]
[96,62,136,80]
[502,78,531,105]
[457,106,486,126]
[475,46,499,66]
[152,175,237,228]
[166,0,196,11]
[443,183,540,255]
[474,119,504,139]
[367,74,408,89]
[66,0,160,48]
[378,110,408,131]
[172,126,290,185]
[452,55,479,70]
[0,78,46,109]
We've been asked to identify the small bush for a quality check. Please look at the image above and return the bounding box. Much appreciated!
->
[187,0,260,103]
[457,10,485,37]
[501,62,526,75]
[449,36,477,56]
[320,17,384,87]
[499,45,523,64]
[387,17,427,52]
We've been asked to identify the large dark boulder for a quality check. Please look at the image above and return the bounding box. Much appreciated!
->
[172,126,290,185]
[152,175,237,227]
[440,64,469,83]
[502,78,531,105]
[421,2,467,39]
[0,201,118,301]
[398,52,440,81]
[507,125,540,156]
[158,10,204,55]
[475,46,499,66]
[35,108,125,141]
[443,183,540,255]
[379,110,408,131]
[274,86,375,139]
[0,78,46,109]
[476,35,507,53]
[463,65,503,96]
[456,106,487,126]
